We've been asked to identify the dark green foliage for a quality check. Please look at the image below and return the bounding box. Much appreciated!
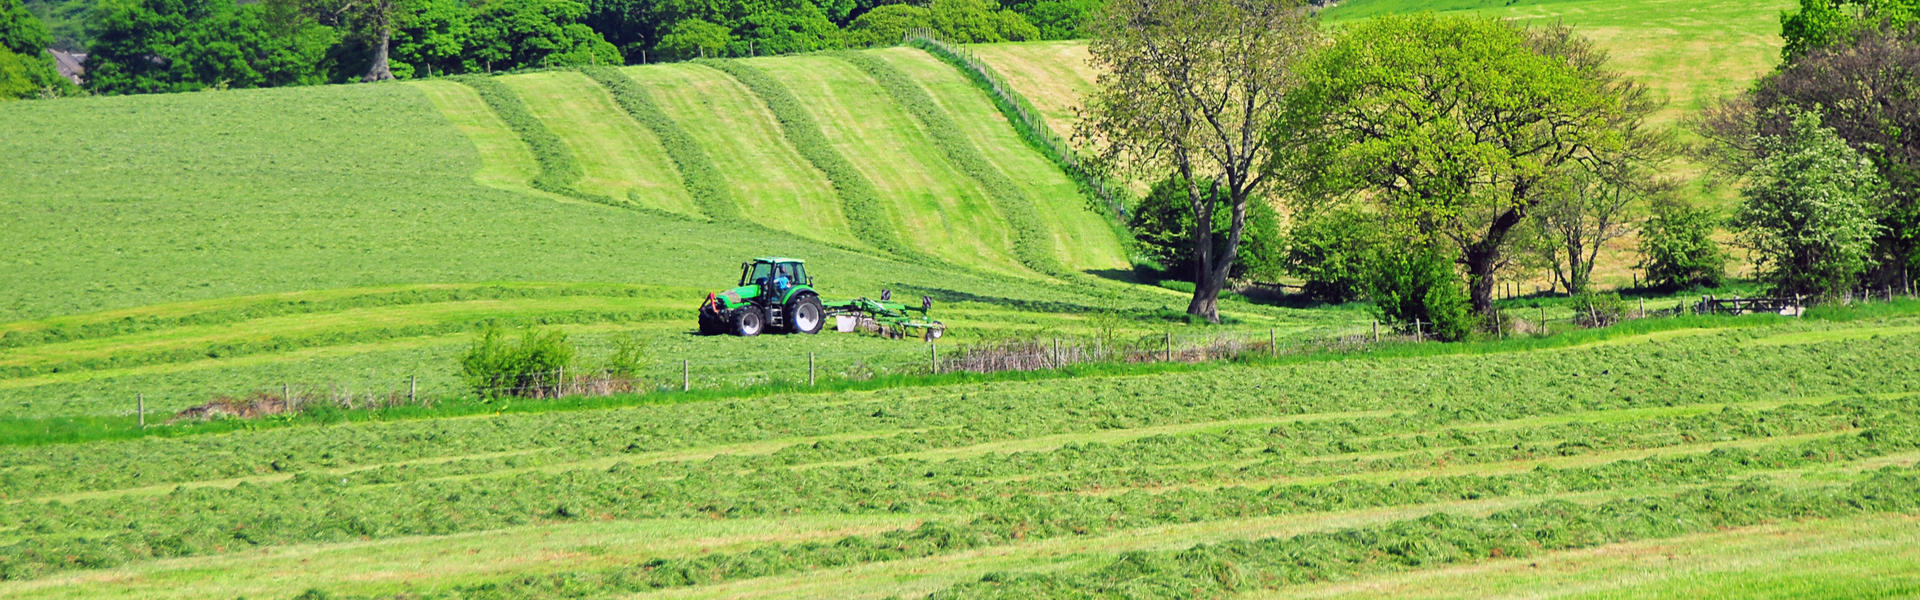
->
[459,324,575,398]
[1128,175,1281,283]
[466,0,620,70]
[1283,206,1377,303]
[1638,194,1727,289]
[1365,245,1473,340]
[82,0,339,94]
[456,75,611,205]
[845,4,926,47]
[697,58,915,258]
[1779,0,1918,59]
[834,49,1065,276]
[0,0,74,99]
[581,66,740,222]
[1002,0,1100,40]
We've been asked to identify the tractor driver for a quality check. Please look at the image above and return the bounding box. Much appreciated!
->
[770,265,792,298]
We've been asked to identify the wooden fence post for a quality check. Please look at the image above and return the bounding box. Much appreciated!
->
[682,360,689,392]
[930,342,938,374]
[1269,328,1276,357]
[1414,319,1423,342]
[1164,332,1172,362]
[809,352,816,386]
[1372,320,1379,342]
[283,383,292,412]
[137,393,145,428]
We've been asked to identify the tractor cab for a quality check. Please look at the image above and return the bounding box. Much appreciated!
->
[740,258,810,293]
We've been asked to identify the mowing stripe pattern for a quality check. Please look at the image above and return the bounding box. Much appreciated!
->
[696,59,924,262]
[579,67,743,223]
[454,76,612,206]
[7,327,1920,597]
[910,36,1128,223]
[835,51,1069,278]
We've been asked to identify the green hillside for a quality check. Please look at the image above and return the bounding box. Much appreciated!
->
[0,47,1352,421]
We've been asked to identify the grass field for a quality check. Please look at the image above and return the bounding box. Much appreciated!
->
[0,45,1177,422]
[4,315,1919,597]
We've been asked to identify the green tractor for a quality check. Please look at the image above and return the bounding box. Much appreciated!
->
[698,258,827,336]
[698,257,945,339]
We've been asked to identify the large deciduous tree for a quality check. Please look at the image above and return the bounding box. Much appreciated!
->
[1273,16,1653,318]
[1079,0,1317,323]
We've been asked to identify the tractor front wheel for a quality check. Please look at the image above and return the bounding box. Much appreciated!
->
[732,307,766,337]
[788,295,824,334]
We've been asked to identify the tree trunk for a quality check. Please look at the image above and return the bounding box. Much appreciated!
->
[361,0,396,82]
[1466,206,1528,316]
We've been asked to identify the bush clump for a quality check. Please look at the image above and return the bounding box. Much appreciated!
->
[460,325,576,398]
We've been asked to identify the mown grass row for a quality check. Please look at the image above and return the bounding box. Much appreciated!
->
[935,467,1920,598]
[696,59,920,259]
[0,284,659,351]
[578,67,742,223]
[836,51,1068,278]
[7,384,1914,576]
[271,418,1920,598]
[909,35,1129,222]
[0,307,676,380]
[455,76,613,206]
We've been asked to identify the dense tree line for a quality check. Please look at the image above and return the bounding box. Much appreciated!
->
[3,0,1099,95]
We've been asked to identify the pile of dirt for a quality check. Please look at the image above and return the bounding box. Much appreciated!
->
[168,392,294,424]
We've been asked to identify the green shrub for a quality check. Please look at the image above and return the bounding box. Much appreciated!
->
[1734,108,1886,298]
[460,325,576,398]
[835,51,1067,277]
[1639,193,1727,290]
[580,67,741,223]
[1570,291,1629,327]
[1366,246,1474,341]
[1283,205,1378,303]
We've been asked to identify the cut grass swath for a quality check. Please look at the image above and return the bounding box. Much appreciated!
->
[579,67,742,223]
[696,59,923,261]
[453,76,612,206]
[835,51,1069,279]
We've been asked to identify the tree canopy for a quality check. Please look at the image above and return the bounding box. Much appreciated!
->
[1273,15,1656,317]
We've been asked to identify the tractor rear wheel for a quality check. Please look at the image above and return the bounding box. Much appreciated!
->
[788,295,824,334]
[732,307,766,337]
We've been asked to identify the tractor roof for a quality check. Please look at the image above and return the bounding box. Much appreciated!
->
[753,257,805,264]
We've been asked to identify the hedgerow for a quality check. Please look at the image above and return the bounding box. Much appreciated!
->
[454,76,613,206]
[907,35,1129,224]
[578,67,742,223]
[835,51,1068,278]
[695,59,919,260]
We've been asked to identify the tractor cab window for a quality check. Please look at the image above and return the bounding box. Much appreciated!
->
[743,262,774,286]
[789,264,807,286]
